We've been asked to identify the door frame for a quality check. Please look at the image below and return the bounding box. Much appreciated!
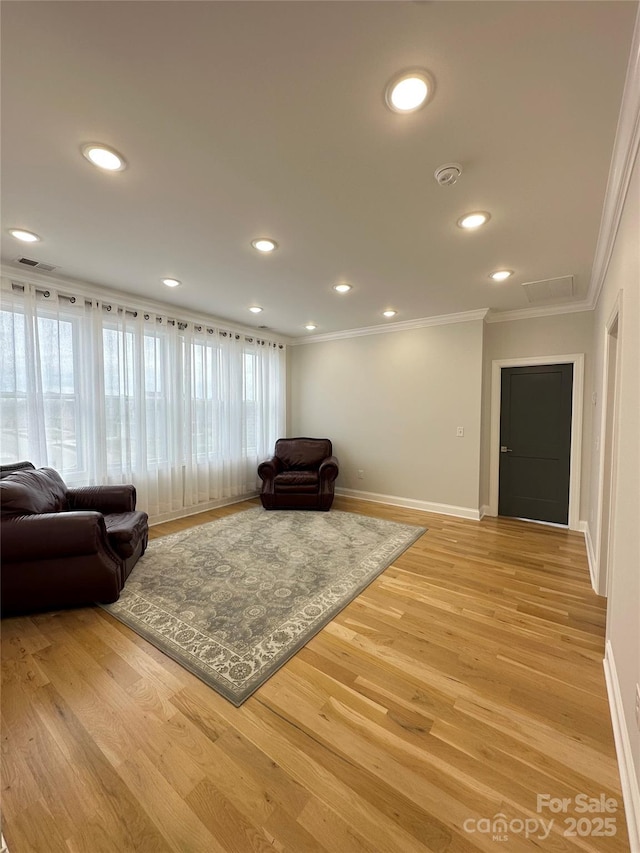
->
[488,353,585,530]
[595,292,623,599]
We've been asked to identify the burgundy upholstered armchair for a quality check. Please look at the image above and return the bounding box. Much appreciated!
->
[258,438,339,511]
[0,462,148,615]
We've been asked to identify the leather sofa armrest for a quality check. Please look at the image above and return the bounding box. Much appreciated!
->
[2,511,114,562]
[319,455,339,483]
[66,484,137,513]
[258,457,282,482]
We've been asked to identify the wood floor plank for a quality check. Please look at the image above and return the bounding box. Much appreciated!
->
[1,497,629,852]
[116,747,228,853]
[185,776,276,853]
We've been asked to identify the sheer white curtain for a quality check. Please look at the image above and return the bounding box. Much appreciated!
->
[0,279,286,519]
[0,283,99,476]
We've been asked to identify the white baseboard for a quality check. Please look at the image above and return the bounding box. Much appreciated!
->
[582,520,598,593]
[335,487,481,520]
[148,491,260,526]
[479,504,491,519]
[604,640,640,853]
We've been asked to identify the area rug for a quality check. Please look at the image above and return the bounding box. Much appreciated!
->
[101,507,426,705]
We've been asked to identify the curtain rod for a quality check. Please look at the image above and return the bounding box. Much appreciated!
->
[8,281,284,349]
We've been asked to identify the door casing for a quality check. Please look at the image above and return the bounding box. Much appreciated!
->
[596,292,623,600]
[488,353,584,530]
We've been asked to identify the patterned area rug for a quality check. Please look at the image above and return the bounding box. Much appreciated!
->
[102,507,426,705]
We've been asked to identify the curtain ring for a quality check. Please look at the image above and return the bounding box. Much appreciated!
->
[43,291,50,298]
[70,296,76,304]
[106,304,112,311]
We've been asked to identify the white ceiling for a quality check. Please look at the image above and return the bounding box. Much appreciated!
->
[1,1,636,339]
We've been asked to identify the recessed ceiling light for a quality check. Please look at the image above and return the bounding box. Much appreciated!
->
[251,238,278,253]
[82,144,126,172]
[249,306,263,314]
[162,278,181,288]
[9,228,40,243]
[333,283,352,294]
[385,69,434,113]
[382,310,397,318]
[304,324,317,331]
[489,270,513,282]
[457,211,491,230]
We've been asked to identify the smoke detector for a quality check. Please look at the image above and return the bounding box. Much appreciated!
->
[434,163,462,187]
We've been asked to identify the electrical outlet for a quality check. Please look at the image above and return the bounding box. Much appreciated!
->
[635,684,640,730]
[456,426,464,437]
[357,469,364,479]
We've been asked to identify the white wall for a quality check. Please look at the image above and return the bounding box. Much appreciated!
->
[590,149,640,827]
[480,311,595,518]
[289,320,484,514]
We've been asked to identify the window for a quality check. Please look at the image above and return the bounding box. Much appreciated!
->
[1,308,83,473]
[0,283,286,518]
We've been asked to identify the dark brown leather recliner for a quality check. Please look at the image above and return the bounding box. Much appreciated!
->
[0,462,149,616]
[258,438,339,511]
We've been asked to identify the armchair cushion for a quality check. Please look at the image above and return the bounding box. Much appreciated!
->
[275,438,332,470]
[0,467,68,516]
[275,470,318,485]
[0,460,35,478]
[274,471,319,494]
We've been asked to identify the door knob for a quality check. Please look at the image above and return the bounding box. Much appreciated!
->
[500,446,512,453]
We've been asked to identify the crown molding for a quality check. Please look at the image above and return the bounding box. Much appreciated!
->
[484,301,594,324]
[0,264,294,346]
[290,308,490,345]
[588,4,640,309]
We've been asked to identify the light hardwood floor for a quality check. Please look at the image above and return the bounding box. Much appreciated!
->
[1,497,629,852]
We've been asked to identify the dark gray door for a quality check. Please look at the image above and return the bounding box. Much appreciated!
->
[499,364,573,524]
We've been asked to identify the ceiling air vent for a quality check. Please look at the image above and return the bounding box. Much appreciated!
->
[521,275,574,304]
[17,257,57,272]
